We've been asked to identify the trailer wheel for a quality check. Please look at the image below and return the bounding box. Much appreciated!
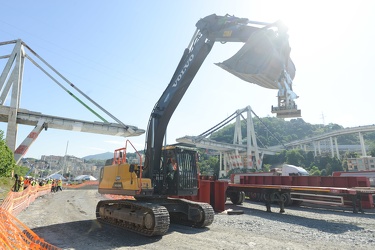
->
[240,191,245,203]
[249,192,260,201]
[281,193,293,206]
[229,191,245,205]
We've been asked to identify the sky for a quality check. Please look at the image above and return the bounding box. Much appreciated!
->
[0,0,375,159]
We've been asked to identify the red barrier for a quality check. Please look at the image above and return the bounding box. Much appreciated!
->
[214,181,228,212]
[320,177,334,187]
[198,180,212,205]
[308,177,320,186]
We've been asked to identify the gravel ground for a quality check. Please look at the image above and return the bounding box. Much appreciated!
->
[16,188,375,250]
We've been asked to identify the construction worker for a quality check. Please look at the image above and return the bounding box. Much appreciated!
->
[18,176,24,192]
[23,177,30,189]
[57,179,63,192]
[30,178,37,186]
[167,158,178,181]
[51,179,56,193]
[41,179,46,186]
[13,174,19,192]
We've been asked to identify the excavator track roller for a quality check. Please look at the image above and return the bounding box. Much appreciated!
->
[96,200,170,236]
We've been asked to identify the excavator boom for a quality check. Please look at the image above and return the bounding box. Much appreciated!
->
[144,14,300,182]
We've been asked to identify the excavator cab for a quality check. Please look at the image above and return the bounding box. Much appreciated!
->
[216,25,301,118]
[98,142,199,198]
[156,145,199,196]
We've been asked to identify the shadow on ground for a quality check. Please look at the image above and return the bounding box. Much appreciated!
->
[31,219,209,249]
[222,201,371,234]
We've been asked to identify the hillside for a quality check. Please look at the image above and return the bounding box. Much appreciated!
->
[210,117,375,147]
[82,152,113,160]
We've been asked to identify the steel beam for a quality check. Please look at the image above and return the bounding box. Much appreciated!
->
[0,106,144,137]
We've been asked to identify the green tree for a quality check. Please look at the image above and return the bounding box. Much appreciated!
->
[330,158,344,173]
[199,155,220,177]
[325,163,332,176]
[286,149,305,166]
[304,151,315,170]
[262,164,271,172]
[309,166,321,176]
[320,169,327,176]
[369,146,375,158]
[13,165,29,177]
[0,130,16,177]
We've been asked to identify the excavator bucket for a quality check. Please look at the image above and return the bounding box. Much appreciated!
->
[216,28,301,119]
[215,29,295,89]
[272,106,302,118]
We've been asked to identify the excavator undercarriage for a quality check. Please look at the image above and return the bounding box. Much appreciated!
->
[96,198,214,236]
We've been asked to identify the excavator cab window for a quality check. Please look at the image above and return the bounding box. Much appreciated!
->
[129,164,135,173]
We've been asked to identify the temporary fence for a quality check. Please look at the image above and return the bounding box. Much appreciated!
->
[0,184,61,250]
[0,207,60,250]
[1,184,51,215]
[0,179,124,249]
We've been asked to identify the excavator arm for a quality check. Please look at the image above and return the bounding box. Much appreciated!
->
[144,14,300,180]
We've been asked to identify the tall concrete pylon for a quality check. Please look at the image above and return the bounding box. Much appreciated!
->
[0,40,24,153]
[0,40,145,164]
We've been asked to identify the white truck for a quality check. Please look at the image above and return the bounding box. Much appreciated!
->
[281,164,310,176]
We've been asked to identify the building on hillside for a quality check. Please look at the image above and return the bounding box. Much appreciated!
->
[41,155,61,166]
[347,156,375,171]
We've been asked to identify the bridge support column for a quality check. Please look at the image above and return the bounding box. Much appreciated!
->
[359,132,367,157]
[1,40,25,152]
[334,137,340,160]
[14,120,46,164]
[313,141,317,157]
[330,137,335,158]
[318,141,321,155]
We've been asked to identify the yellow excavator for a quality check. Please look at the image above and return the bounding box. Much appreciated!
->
[96,13,299,236]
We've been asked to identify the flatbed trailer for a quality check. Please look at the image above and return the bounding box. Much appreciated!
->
[178,176,375,214]
[226,183,375,213]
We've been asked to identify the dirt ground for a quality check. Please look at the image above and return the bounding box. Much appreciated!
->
[16,188,375,250]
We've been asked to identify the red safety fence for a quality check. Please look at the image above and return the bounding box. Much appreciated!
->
[0,185,61,250]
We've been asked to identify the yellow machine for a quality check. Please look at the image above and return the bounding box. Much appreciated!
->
[98,145,152,196]
[96,14,298,236]
[97,141,212,236]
